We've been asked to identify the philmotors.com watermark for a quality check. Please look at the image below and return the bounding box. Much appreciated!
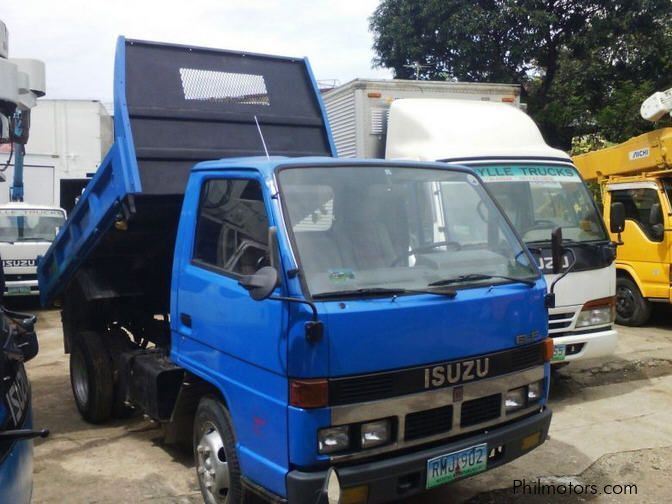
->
[513,478,638,496]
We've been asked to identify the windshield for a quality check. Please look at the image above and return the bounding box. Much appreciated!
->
[472,164,607,243]
[277,166,538,297]
[0,209,66,243]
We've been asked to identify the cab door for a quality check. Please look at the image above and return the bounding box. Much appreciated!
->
[172,173,289,490]
[607,182,670,299]
[174,173,288,372]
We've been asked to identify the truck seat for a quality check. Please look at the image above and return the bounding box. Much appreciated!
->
[333,185,407,270]
[293,231,355,275]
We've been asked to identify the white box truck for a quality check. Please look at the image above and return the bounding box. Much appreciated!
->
[324,83,618,365]
[323,78,521,159]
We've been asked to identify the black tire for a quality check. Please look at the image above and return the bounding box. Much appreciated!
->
[69,331,114,424]
[193,397,242,504]
[616,276,652,326]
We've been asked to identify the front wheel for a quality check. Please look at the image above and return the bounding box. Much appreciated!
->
[616,277,652,326]
[194,397,242,504]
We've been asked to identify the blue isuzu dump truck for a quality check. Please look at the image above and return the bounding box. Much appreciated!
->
[38,38,555,503]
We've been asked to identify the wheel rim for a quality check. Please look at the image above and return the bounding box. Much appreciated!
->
[616,285,636,319]
[196,421,230,503]
[71,349,89,407]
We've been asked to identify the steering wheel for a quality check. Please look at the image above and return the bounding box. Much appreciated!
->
[390,241,462,266]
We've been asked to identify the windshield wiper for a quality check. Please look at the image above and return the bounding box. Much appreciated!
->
[313,286,456,299]
[428,273,536,288]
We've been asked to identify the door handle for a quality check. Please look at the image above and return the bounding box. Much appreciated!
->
[180,313,192,328]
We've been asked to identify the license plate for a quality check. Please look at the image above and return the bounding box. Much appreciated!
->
[552,344,566,361]
[426,443,488,489]
[7,286,32,296]
[4,364,30,427]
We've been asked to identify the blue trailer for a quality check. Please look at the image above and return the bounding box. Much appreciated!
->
[38,37,554,503]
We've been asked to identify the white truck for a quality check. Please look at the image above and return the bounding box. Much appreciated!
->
[323,79,521,159]
[323,84,618,365]
[0,202,66,296]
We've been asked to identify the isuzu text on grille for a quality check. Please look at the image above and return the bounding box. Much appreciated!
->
[424,358,490,389]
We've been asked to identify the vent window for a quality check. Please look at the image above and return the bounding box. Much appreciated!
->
[179,68,270,105]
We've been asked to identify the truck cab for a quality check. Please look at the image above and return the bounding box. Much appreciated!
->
[386,99,618,364]
[0,203,66,297]
[166,156,554,502]
[574,127,672,326]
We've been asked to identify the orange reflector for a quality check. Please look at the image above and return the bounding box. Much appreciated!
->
[542,338,554,362]
[501,96,515,103]
[342,485,369,504]
[290,379,328,408]
[521,431,541,451]
[582,296,615,309]
[367,91,382,98]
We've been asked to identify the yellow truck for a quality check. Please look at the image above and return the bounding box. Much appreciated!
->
[573,127,672,326]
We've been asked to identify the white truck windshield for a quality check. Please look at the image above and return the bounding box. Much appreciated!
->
[278,166,538,297]
[0,209,66,243]
[472,164,607,243]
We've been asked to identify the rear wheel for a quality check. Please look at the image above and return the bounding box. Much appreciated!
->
[69,331,114,423]
[616,277,652,326]
[194,397,242,504]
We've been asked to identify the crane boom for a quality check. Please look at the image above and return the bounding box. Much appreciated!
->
[573,127,672,182]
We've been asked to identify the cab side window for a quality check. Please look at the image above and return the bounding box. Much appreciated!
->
[193,179,270,275]
[610,188,663,242]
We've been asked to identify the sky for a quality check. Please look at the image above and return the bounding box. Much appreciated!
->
[0,0,393,104]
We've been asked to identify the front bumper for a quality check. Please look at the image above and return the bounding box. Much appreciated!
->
[4,280,39,297]
[551,327,617,364]
[286,407,552,504]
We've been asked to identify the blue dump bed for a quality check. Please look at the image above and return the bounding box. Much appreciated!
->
[38,37,335,305]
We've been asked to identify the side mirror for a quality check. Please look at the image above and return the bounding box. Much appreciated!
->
[550,227,563,275]
[649,203,663,226]
[316,467,342,504]
[2,310,38,363]
[610,202,626,234]
[547,226,577,309]
[238,266,278,301]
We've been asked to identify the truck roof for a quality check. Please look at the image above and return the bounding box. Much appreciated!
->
[324,78,520,98]
[385,99,570,162]
[573,128,672,181]
[192,155,475,177]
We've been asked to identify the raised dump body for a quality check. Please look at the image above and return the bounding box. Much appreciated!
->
[38,37,335,307]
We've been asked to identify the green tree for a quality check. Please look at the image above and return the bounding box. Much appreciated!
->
[370,0,672,149]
